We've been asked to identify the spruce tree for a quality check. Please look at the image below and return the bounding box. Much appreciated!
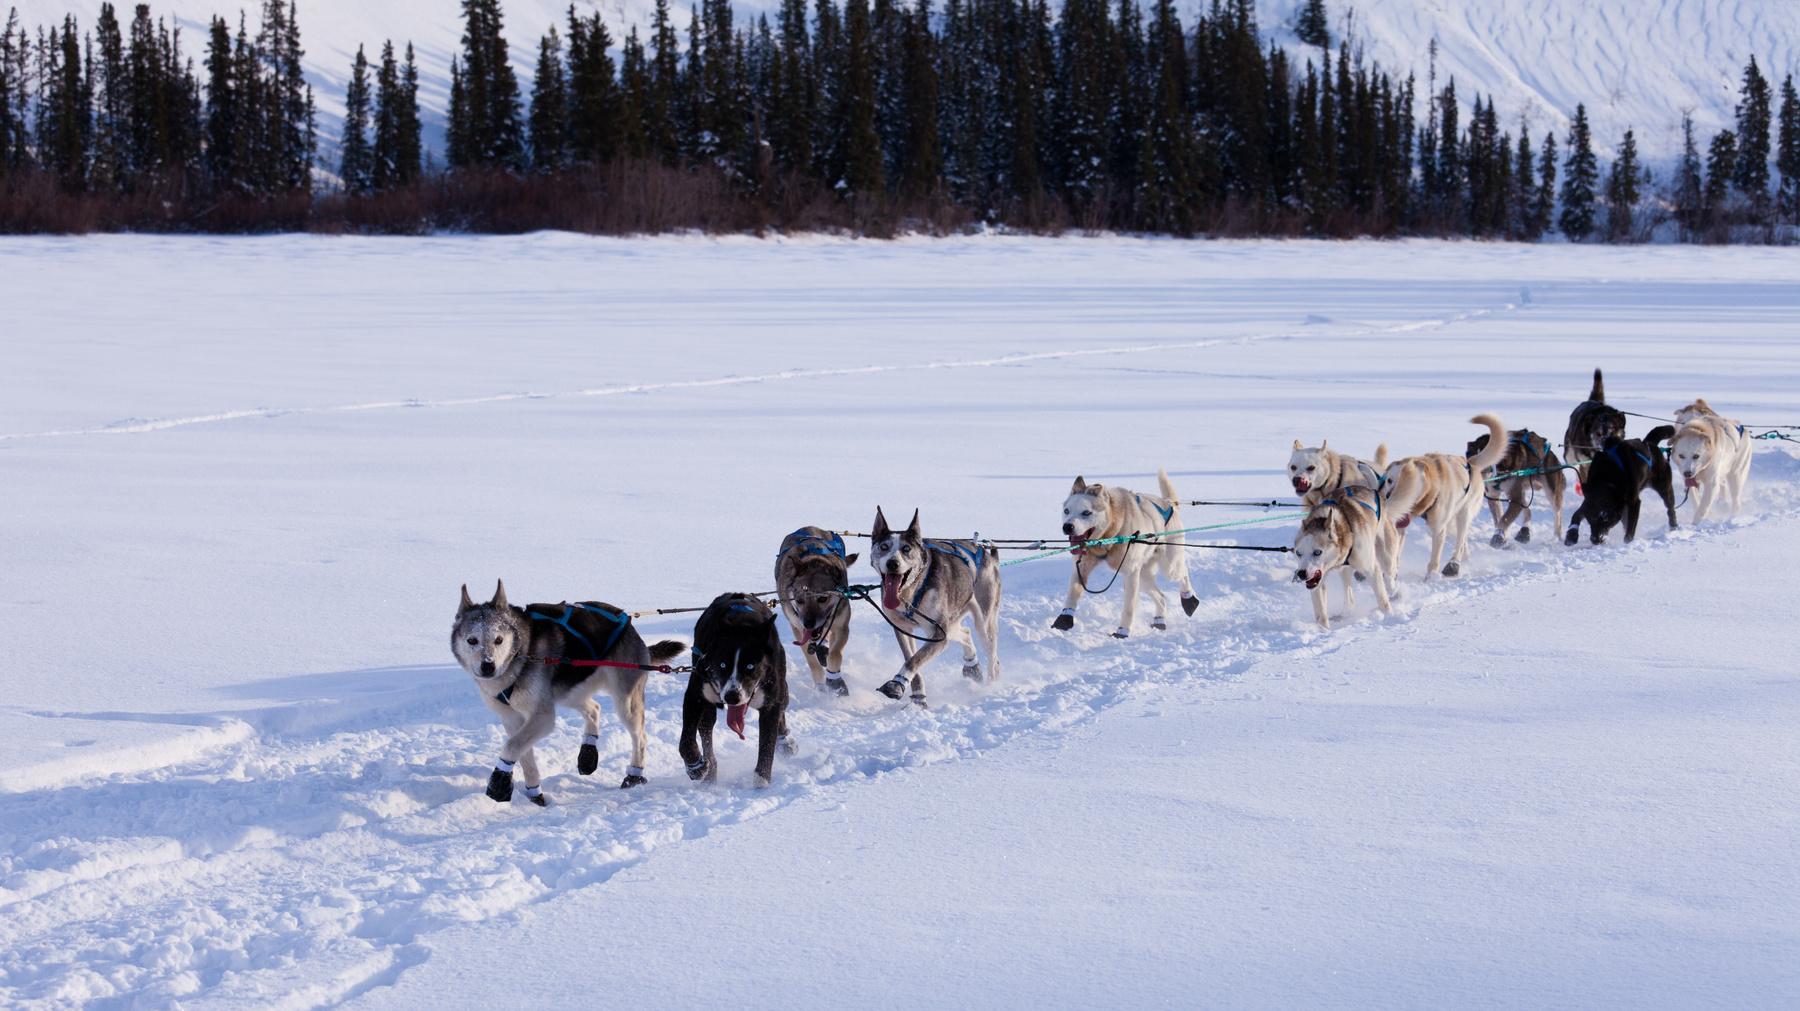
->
[1558,104,1597,239]
[340,45,373,192]
[1509,129,1533,239]
[1296,0,1329,49]
[453,0,526,170]
[771,0,813,173]
[1603,127,1639,242]
[1775,74,1799,226]
[42,17,91,192]
[566,10,620,167]
[1674,113,1703,240]
[529,26,568,171]
[396,44,422,183]
[371,40,400,190]
[1733,55,1771,211]
[91,3,129,190]
[619,28,651,160]
[203,17,237,189]
[648,0,679,164]
[1704,129,1737,230]
[897,1,939,198]
[1135,0,1201,233]
[836,0,882,194]
[1528,130,1555,238]
[0,14,16,177]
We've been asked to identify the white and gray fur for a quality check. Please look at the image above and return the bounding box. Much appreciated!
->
[450,580,684,806]
[1051,470,1198,638]
[866,507,1002,707]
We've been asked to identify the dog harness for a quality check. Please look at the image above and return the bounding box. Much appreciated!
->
[1134,494,1176,525]
[1602,443,1656,471]
[902,540,992,618]
[779,529,847,561]
[1324,485,1382,519]
[499,603,632,706]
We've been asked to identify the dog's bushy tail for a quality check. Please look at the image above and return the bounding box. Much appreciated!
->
[1644,424,1676,449]
[1381,460,1426,517]
[648,640,688,664]
[1156,468,1179,508]
[1468,414,1509,474]
[1373,443,1389,470]
[1589,368,1606,403]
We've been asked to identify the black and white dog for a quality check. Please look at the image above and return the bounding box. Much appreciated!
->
[451,581,685,806]
[1564,427,1679,545]
[681,593,793,787]
[867,507,1002,707]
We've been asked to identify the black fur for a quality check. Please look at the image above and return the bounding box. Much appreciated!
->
[1565,426,1678,545]
[1563,368,1627,483]
[681,594,790,786]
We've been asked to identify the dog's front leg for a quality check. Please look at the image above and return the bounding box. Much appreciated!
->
[1693,477,1716,524]
[753,705,781,786]
[822,611,851,695]
[1623,496,1642,543]
[1495,497,1526,545]
[1310,579,1331,630]
[490,706,556,805]
[1565,502,1587,546]
[1338,565,1357,612]
[679,684,716,782]
[885,636,948,706]
[1052,559,1082,631]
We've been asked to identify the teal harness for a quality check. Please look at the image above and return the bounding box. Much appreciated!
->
[1135,494,1175,525]
[526,602,630,662]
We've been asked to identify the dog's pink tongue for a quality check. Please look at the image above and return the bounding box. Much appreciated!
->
[726,704,748,740]
[1685,476,1699,490]
[798,625,814,646]
[880,574,901,609]
[1304,572,1323,590]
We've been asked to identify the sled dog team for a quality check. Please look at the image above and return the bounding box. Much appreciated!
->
[451,368,1758,805]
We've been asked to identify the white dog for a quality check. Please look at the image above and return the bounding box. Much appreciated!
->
[1668,399,1752,523]
[1052,470,1199,639]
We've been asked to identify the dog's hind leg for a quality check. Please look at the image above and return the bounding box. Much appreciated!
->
[1425,518,1449,578]
[952,619,981,682]
[1143,562,1171,631]
[610,676,650,788]
[1162,540,1200,617]
[974,571,1002,684]
[577,698,601,776]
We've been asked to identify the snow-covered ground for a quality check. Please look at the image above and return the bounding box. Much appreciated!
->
[2,235,1799,1007]
[8,0,1795,162]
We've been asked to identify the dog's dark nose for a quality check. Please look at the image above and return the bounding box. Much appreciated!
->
[723,688,743,705]
[1062,522,1074,535]
[885,560,901,573]
[479,660,495,677]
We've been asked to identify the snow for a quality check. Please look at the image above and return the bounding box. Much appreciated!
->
[3,234,1800,1006]
[6,0,1795,162]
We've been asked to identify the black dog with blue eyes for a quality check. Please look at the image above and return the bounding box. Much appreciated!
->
[1564,426,1678,545]
[681,593,793,786]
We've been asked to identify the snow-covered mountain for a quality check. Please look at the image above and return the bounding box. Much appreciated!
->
[7,0,1798,163]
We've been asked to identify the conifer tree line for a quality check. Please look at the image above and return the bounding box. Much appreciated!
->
[4,0,1800,239]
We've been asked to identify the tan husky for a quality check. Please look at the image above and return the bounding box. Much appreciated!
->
[1286,439,1390,510]
[1052,470,1199,639]
[1292,496,1402,631]
[1668,400,1753,523]
[1381,415,1509,578]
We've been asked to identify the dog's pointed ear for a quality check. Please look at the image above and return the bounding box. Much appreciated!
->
[1320,439,1329,451]
[492,579,508,610]
[459,584,475,613]
[872,507,890,540]
[1071,475,1087,494]
[843,552,859,566]
[905,509,921,540]
[1292,439,1303,451]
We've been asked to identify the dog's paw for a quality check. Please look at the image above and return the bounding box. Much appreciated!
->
[877,677,909,701]
[1150,616,1168,631]
[962,661,984,683]
[754,773,773,789]
[484,769,513,803]
[1515,526,1532,544]
[1180,594,1199,617]
[684,758,709,782]
[523,786,549,807]
[909,692,929,709]
[577,743,599,776]
[1490,532,1507,548]
[1050,612,1075,632]
[824,676,849,697]
[1441,561,1461,578]
[620,773,648,790]
[1353,571,1368,582]
[1564,528,1580,546]
[1111,628,1130,640]
[778,734,798,756]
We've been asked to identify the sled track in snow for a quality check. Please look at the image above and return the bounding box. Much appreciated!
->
[2,475,1796,1007]
[0,301,1516,443]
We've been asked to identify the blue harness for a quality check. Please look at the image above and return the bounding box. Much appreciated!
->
[1325,484,1383,519]
[526,602,631,661]
[1604,443,1655,471]
[907,540,991,616]
[1135,494,1175,525]
[780,529,846,561]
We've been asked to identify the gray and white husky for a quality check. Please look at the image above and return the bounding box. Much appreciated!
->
[867,507,1002,707]
[774,526,859,696]
[451,580,686,806]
